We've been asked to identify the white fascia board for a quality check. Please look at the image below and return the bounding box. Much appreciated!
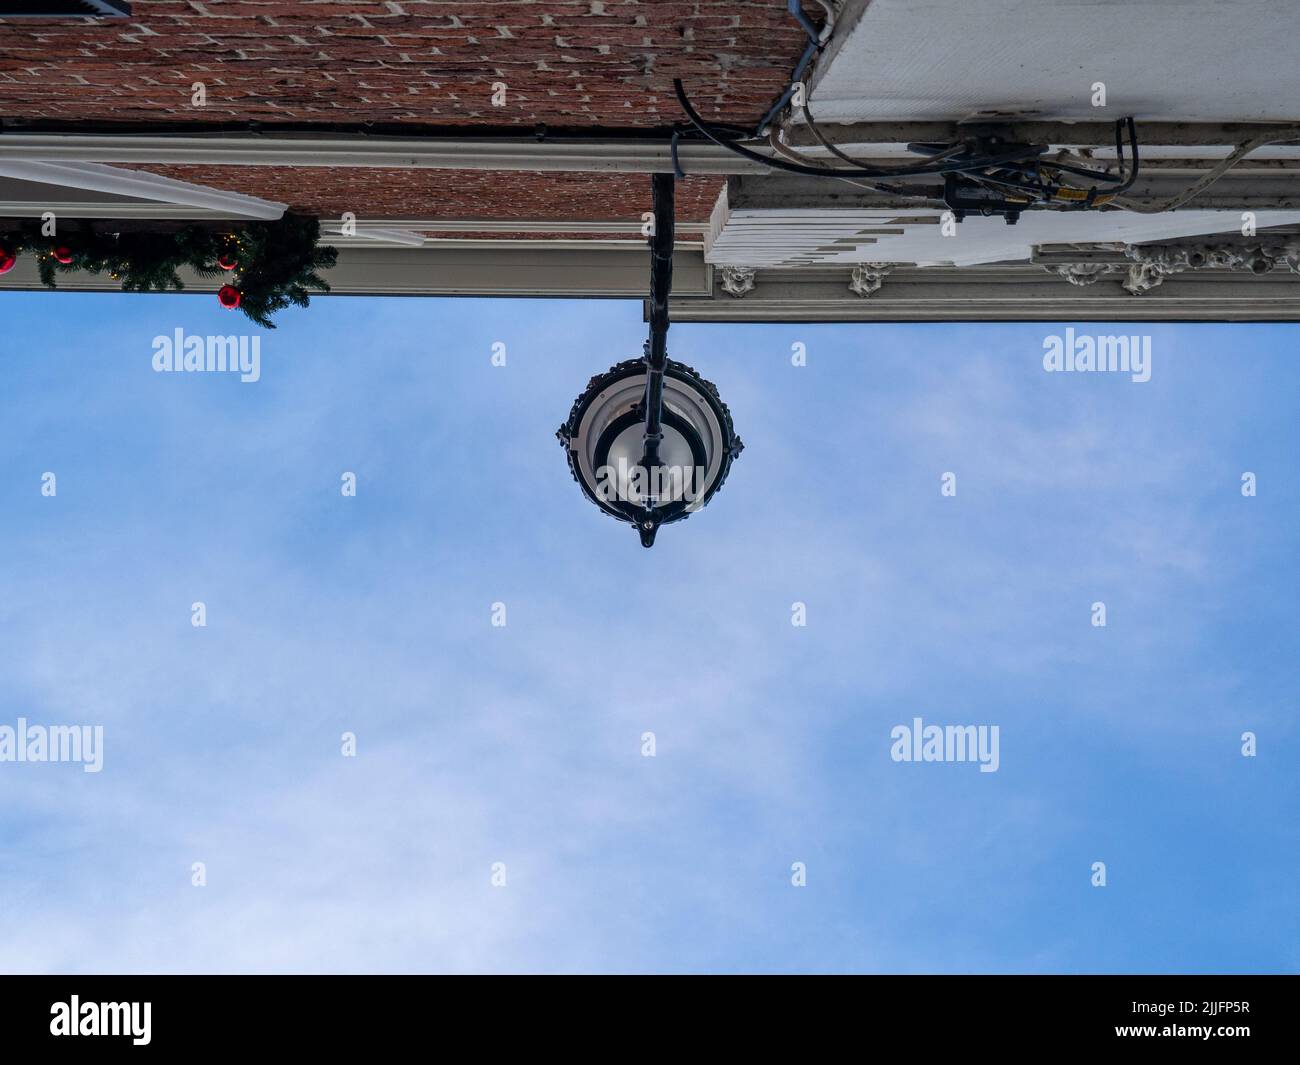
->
[0,134,767,175]
[0,244,714,298]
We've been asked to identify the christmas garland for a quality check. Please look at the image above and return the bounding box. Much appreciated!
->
[0,215,337,329]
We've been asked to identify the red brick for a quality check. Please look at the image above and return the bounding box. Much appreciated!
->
[0,1,815,129]
[127,164,723,223]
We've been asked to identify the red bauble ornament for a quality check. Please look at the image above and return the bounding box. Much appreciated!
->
[0,246,15,274]
[52,245,73,264]
[217,251,238,271]
[217,285,242,309]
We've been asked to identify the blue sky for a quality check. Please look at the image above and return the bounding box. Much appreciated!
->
[0,290,1296,974]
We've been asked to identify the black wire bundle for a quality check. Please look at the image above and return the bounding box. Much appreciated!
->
[670,2,1140,213]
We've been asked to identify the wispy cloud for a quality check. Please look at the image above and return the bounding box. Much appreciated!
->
[0,297,1295,973]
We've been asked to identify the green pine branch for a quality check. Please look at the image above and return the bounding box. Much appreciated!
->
[0,216,337,328]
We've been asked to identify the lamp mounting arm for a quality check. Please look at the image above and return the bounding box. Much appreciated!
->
[635,172,676,546]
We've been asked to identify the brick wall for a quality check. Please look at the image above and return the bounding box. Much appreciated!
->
[0,0,810,130]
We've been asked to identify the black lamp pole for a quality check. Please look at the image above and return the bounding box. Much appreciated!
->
[636,173,676,545]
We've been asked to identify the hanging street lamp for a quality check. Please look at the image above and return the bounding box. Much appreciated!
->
[557,174,743,547]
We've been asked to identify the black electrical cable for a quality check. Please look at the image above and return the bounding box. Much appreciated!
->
[787,0,823,44]
[1112,117,1140,195]
[935,117,1138,211]
[679,0,1141,214]
[675,79,1045,180]
[803,96,968,173]
[1024,118,1140,209]
[754,39,820,136]
[752,1,830,136]
[729,0,1132,194]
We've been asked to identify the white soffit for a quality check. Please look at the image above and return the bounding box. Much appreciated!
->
[809,0,1300,124]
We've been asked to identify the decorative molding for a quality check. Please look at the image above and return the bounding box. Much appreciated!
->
[1042,262,1125,286]
[668,262,1300,322]
[1122,239,1300,293]
[1121,261,1169,296]
[720,265,756,297]
[1040,239,1300,295]
[849,263,893,296]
